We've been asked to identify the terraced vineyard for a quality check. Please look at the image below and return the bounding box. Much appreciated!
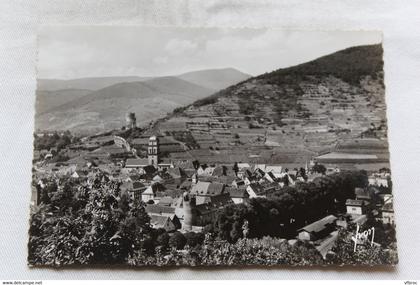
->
[154,44,389,165]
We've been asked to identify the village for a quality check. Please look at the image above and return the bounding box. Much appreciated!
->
[30,112,395,259]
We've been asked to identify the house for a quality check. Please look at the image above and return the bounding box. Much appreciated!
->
[254,168,265,179]
[264,172,277,183]
[125,158,149,168]
[173,160,197,177]
[141,182,165,203]
[149,215,180,232]
[195,192,233,206]
[368,175,389,188]
[307,172,323,182]
[298,215,337,241]
[198,175,236,185]
[237,163,251,169]
[355,187,371,201]
[71,170,87,179]
[346,199,369,215]
[190,181,225,196]
[243,176,254,185]
[326,167,340,175]
[226,187,249,204]
[382,197,395,225]
[237,168,253,180]
[211,165,226,177]
[253,164,266,172]
[278,173,296,187]
[120,181,147,201]
[197,166,215,176]
[146,204,176,217]
[231,178,245,188]
[246,183,266,198]
[260,182,278,194]
[167,167,186,179]
[152,174,163,182]
[126,174,142,182]
[265,165,283,177]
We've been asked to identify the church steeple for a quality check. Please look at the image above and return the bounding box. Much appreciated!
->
[148,136,159,167]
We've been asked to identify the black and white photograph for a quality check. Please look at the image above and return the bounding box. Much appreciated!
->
[28,26,398,267]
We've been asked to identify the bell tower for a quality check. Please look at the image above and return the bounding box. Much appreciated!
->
[148,136,159,167]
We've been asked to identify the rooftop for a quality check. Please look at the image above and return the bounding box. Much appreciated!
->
[126,158,149,167]
[299,215,337,234]
[190,181,225,196]
[346,199,365,206]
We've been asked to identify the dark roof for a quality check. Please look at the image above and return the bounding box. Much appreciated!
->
[242,169,253,178]
[179,179,192,190]
[190,181,225,196]
[254,168,265,176]
[346,199,365,206]
[355,187,371,199]
[247,183,266,195]
[299,215,337,234]
[146,204,175,215]
[132,181,146,190]
[382,202,394,212]
[120,181,146,191]
[167,167,186,178]
[129,174,141,181]
[173,160,196,170]
[126,158,149,167]
[151,182,166,192]
[156,189,184,199]
[150,215,171,228]
[227,187,249,198]
[212,166,226,177]
[184,169,197,177]
[265,172,277,180]
[199,175,236,185]
[194,196,232,214]
[207,182,225,195]
[232,179,245,186]
[261,182,278,192]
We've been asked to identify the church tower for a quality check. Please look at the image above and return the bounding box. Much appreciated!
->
[148,136,159,167]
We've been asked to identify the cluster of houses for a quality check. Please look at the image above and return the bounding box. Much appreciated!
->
[33,134,327,229]
[294,181,395,258]
[32,131,395,257]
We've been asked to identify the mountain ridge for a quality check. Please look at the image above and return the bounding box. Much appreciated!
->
[152,44,388,164]
[38,67,250,92]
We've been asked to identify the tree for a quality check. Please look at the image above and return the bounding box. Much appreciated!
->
[299,167,307,181]
[28,171,154,266]
[156,232,170,249]
[184,232,204,248]
[312,162,326,174]
[169,231,187,250]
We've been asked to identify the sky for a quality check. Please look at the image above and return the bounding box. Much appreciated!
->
[37,26,382,79]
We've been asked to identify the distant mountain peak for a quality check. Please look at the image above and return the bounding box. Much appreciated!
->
[177,67,251,90]
[35,68,252,133]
